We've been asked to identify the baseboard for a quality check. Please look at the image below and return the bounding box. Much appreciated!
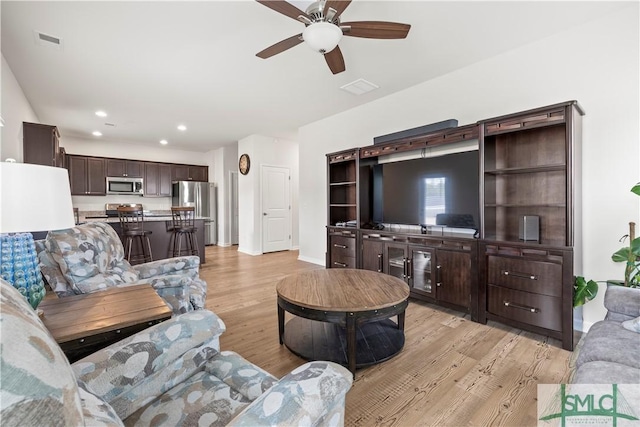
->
[297,254,325,266]
[237,247,262,256]
[217,242,232,247]
[291,245,299,250]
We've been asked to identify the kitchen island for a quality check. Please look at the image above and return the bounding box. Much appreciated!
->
[101,217,206,264]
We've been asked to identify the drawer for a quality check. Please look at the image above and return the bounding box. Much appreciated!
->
[330,235,356,258]
[487,285,561,331]
[488,256,562,297]
[330,252,356,269]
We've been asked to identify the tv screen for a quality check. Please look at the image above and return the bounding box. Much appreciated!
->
[372,150,479,228]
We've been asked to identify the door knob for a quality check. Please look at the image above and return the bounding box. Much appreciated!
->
[263,213,267,216]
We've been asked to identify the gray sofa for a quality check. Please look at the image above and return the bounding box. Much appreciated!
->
[572,285,640,384]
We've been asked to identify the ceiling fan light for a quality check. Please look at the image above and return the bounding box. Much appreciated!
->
[303,22,342,54]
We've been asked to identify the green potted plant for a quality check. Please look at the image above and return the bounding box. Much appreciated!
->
[610,182,640,288]
[573,276,598,307]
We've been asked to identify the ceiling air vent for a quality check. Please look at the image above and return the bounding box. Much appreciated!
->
[34,31,63,50]
[340,78,379,96]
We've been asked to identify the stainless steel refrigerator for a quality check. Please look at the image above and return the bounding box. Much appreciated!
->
[172,181,217,245]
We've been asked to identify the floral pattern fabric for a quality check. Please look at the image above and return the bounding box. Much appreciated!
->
[1,277,352,427]
[36,222,207,313]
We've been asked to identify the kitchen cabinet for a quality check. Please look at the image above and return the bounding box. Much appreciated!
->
[23,122,63,167]
[172,164,208,182]
[68,155,106,195]
[144,163,172,197]
[106,159,143,178]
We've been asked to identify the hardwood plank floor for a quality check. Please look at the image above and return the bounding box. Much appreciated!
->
[200,246,573,426]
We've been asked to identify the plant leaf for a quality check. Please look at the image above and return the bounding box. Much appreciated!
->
[631,182,640,196]
[631,237,640,256]
[612,247,631,262]
[574,276,598,307]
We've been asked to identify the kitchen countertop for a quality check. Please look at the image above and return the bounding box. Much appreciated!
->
[82,216,210,223]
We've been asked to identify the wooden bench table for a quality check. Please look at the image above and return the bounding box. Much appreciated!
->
[39,285,172,362]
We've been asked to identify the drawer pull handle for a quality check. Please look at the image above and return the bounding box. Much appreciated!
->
[333,261,347,267]
[504,301,539,313]
[502,270,537,280]
[333,244,348,249]
[377,253,383,273]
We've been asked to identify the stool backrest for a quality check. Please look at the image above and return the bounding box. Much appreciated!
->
[171,206,195,229]
[117,206,145,232]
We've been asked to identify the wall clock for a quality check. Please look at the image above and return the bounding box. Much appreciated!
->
[239,153,250,175]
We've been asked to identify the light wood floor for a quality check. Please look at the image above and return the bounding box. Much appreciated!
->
[200,245,573,427]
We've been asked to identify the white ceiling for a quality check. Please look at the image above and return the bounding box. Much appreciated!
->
[1,1,626,152]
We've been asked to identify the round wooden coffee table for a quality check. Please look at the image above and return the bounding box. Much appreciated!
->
[276,269,410,376]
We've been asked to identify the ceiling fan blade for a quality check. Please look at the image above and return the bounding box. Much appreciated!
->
[256,34,303,59]
[323,0,352,19]
[256,0,309,22]
[324,46,346,75]
[342,21,411,39]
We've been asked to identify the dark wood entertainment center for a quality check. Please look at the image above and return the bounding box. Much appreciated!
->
[326,101,583,350]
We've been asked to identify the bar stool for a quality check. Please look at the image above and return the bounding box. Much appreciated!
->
[170,206,199,257]
[117,206,153,264]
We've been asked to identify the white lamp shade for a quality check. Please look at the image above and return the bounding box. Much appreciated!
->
[0,162,75,233]
[303,22,343,53]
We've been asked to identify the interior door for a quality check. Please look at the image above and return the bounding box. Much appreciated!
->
[261,165,291,253]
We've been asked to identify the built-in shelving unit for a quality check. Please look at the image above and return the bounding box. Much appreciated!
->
[325,101,583,350]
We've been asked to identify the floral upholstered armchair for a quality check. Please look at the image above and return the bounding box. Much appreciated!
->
[0,279,353,426]
[35,222,206,314]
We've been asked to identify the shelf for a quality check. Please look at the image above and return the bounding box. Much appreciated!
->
[329,204,357,207]
[484,164,566,175]
[329,181,357,186]
[485,203,566,208]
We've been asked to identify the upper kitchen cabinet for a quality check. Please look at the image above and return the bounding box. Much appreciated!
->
[23,122,63,167]
[106,159,144,178]
[172,164,208,182]
[68,155,107,195]
[144,162,172,197]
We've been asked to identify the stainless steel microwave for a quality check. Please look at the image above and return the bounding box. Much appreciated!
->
[106,177,144,195]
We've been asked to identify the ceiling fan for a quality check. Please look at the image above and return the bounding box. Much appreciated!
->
[255,0,411,75]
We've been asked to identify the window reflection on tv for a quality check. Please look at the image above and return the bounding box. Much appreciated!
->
[372,150,479,228]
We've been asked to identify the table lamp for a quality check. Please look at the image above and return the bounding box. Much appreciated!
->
[0,161,75,309]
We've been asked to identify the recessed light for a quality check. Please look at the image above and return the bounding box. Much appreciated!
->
[160,139,168,145]
[95,111,107,117]
[92,131,102,137]
[177,124,187,131]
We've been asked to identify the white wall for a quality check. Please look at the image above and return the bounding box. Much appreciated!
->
[298,5,639,329]
[208,143,238,246]
[237,134,299,255]
[1,54,39,161]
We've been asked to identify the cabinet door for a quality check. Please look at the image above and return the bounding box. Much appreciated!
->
[86,158,106,195]
[385,243,407,281]
[408,247,435,297]
[158,164,172,196]
[172,165,189,181]
[23,122,59,167]
[107,159,126,177]
[68,156,88,195]
[436,249,471,308]
[190,166,208,182]
[126,161,144,178]
[361,238,384,272]
[144,163,160,196]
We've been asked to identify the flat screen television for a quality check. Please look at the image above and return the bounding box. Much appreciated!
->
[371,150,479,229]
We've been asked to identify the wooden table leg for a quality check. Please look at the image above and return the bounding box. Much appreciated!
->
[277,302,285,345]
[346,312,356,377]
